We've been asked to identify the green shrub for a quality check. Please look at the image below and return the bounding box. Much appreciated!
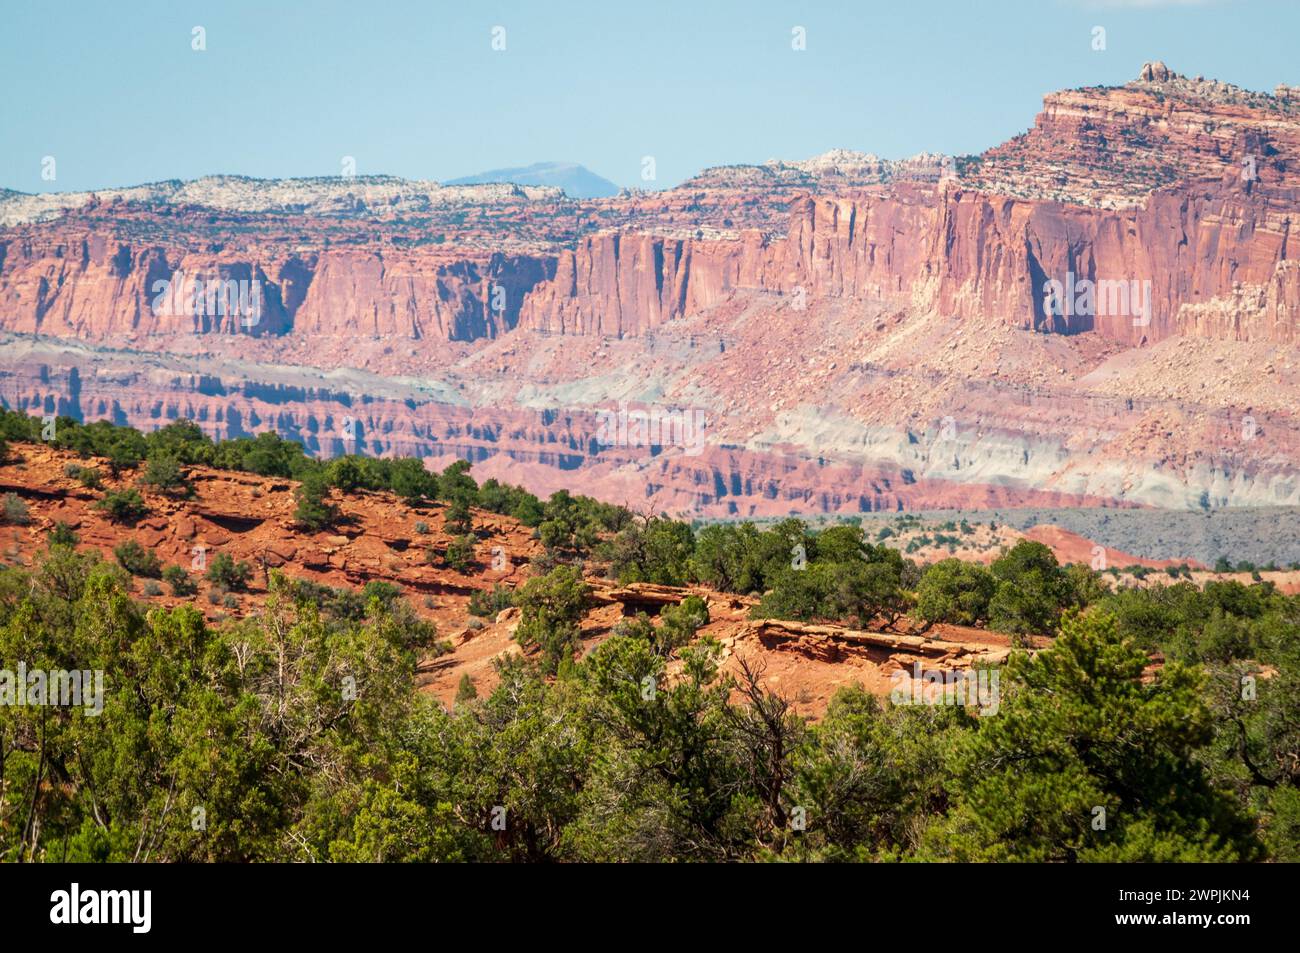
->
[657,594,710,654]
[2,493,30,526]
[162,563,198,596]
[114,540,163,578]
[205,552,253,591]
[454,673,478,704]
[390,457,436,503]
[915,559,996,627]
[327,455,367,492]
[95,489,148,524]
[444,497,474,537]
[105,438,144,476]
[139,454,192,496]
[445,535,477,573]
[603,518,696,586]
[986,540,1078,638]
[293,472,337,530]
[510,495,544,527]
[78,467,104,490]
[47,521,79,546]
[755,542,910,630]
[514,565,589,674]
[468,583,514,617]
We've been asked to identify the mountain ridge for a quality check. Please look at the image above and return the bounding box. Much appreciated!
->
[445,160,620,198]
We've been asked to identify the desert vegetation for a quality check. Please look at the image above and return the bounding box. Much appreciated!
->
[0,412,1296,862]
[0,533,1295,861]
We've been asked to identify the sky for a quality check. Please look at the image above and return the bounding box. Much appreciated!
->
[1,0,1295,193]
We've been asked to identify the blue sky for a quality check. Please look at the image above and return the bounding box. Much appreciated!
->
[1,0,1294,193]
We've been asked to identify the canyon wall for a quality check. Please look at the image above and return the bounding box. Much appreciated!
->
[4,176,1297,348]
[5,69,1300,351]
[515,176,1300,346]
[0,234,554,342]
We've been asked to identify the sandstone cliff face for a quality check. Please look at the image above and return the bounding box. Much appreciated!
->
[928,180,1300,345]
[513,176,1299,348]
[288,250,553,341]
[0,233,557,342]
[4,71,1300,350]
[516,230,783,337]
[5,181,1295,349]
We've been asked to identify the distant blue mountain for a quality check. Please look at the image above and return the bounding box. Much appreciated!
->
[445,161,619,199]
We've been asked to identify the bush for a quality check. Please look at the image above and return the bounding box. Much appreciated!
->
[139,454,192,496]
[205,552,253,591]
[443,497,474,537]
[510,495,544,527]
[144,419,212,464]
[390,458,436,504]
[755,541,910,630]
[2,493,30,525]
[986,540,1077,638]
[920,612,1260,862]
[1064,562,1108,606]
[293,472,337,530]
[690,523,763,593]
[141,580,163,597]
[514,565,589,674]
[77,467,104,490]
[47,521,79,546]
[414,521,430,535]
[915,559,996,627]
[95,489,148,524]
[656,594,710,655]
[611,614,657,644]
[105,437,144,476]
[114,540,163,578]
[327,456,367,492]
[445,535,477,573]
[468,583,514,618]
[454,673,478,704]
[519,488,627,557]
[603,518,695,586]
[359,580,404,611]
[162,564,198,596]
[439,460,478,504]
